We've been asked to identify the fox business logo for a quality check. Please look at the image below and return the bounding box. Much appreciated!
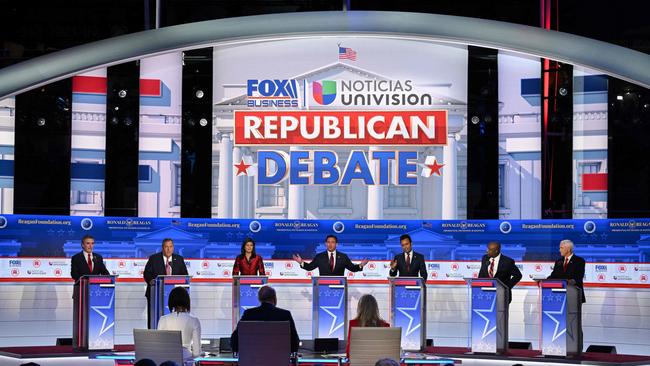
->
[247,79,299,108]
[427,263,440,270]
[595,265,608,272]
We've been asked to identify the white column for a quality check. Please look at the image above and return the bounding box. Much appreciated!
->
[367,146,383,220]
[232,146,243,218]
[287,146,304,219]
[442,134,457,219]
[217,132,233,218]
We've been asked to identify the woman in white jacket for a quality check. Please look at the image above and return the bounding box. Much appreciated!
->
[157,287,202,360]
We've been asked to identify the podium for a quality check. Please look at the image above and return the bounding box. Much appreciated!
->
[466,278,509,354]
[149,275,191,329]
[537,279,583,357]
[389,277,426,350]
[73,275,117,351]
[312,276,347,340]
[232,275,269,330]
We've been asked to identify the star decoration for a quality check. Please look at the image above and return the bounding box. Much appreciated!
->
[320,291,345,336]
[234,159,252,176]
[396,291,422,337]
[543,297,567,343]
[426,159,445,177]
[90,291,115,338]
[473,295,497,340]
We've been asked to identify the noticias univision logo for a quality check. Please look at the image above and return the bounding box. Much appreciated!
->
[312,80,337,105]
[247,79,300,108]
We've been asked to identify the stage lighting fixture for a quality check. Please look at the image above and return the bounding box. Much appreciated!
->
[559,87,568,96]
[187,118,196,126]
[617,95,624,100]
[118,90,127,98]
[110,117,119,125]
[199,118,208,127]
[484,115,492,123]
[471,116,479,124]
[36,118,46,126]
[195,90,204,99]
[123,117,132,126]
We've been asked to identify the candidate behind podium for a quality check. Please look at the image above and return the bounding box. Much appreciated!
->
[548,239,586,303]
[389,234,427,279]
[71,234,110,288]
[231,285,299,353]
[143,238,189,328]
[232,238,265,276]
[478,241,522,303]
[292,234,368,276]
[157,287,202,359]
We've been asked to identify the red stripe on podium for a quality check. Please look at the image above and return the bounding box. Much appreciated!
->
[318,279,342,285]
[541,282,564,288]
[471,281,494,287]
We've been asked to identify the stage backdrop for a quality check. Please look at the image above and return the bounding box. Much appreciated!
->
[0,214,648,286]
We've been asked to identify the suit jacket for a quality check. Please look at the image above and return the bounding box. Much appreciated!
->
[233,255,265,276]
[301,251,362,276]
[478,254,522,303]
[389,251,427,279]
[143,253,189,298]
[230,302,300,353]
[71,251,110,282]
[346,318,390,356]
[548,255,586,303]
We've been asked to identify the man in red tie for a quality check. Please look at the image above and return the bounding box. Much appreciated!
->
[478,241,522,303]
[293,235,368,276]
[389,234,428,279]
[548,239,586,303]
[70,234,110,345]
[143,238,189,328]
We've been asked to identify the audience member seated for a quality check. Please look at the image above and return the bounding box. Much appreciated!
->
[159,361,180,366]
[157,287,202,359]
[375,358,400,366]
[347,294,390,357]
[230,285,300,353]
[133,359,156,366]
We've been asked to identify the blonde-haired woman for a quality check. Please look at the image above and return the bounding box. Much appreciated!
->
[346,294,390,356]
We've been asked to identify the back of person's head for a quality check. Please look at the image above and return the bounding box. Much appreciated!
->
[375,358,400,366]
[20,363,41,366]
[258,285,277,305]
[159,361,180,366]
[168,286,191,313]
[133,359,157,366]
[355,294,384,327]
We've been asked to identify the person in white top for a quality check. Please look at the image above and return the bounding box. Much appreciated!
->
[157,287,202,359]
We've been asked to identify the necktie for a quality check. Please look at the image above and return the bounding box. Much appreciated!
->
[166,259,172,275]
[87,253,93,272]
[405,252,411,273]
[329,252,334,272]
[563,257,569,272]
[488,258,494,278]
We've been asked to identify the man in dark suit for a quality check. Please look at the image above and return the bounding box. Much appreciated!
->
[292,235,368,276]
[548,239,586,303]
[71,234,110,346]
[389,234,428,279]
[231,285,300,353]
[143,238,189,328]
[478,241,522,303]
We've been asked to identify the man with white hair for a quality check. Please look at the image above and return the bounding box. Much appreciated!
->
[548,239,586,303]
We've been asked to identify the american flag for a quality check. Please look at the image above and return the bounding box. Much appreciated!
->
[338,46,357,61]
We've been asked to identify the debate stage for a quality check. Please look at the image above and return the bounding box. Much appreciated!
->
[3,344,650,366]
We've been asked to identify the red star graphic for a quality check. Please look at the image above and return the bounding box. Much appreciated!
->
[234,159,252,176]
[426,160,444,177]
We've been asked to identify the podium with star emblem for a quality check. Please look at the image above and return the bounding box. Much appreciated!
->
[150,275,191,329]
[537,279,583,357]
[389,276,426,350]
[74,275,117,351]
[312,276,348,341]
[466,278,509,354]
[232,275,269,329]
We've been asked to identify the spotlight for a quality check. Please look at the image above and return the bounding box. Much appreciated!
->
[199,118,208,127]
[471,116,480,124]
[36,118,46,126]
[195,90,204,99]
[558,87,568,96]
[123,117,132,126]
[114,106,120,111]
[617,95,623,100]
[118,90,127,98]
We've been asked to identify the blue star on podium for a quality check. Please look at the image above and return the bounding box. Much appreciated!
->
[543,297,567,342]
[472,295,497,339]
[396,292,421,337]
[320,292,345,336]
[90,292,115,337]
